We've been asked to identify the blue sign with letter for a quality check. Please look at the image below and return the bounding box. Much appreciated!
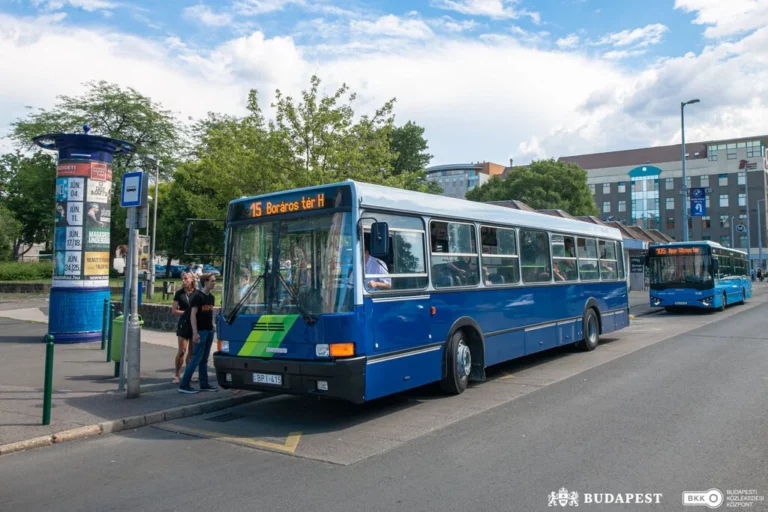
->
[121,171,143,207]
[690,187,706,217]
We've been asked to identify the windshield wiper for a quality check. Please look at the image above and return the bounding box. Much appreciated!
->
[225,246,272,325]
[274,269,318,326]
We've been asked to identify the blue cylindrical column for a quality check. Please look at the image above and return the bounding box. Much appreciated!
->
[34,127,135,344]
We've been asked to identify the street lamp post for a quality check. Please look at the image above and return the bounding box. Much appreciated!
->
[744,168,752,269]
[758,199,765,271]
[146,156,160,300]
[681,99,700,242]
[731,216,735,248]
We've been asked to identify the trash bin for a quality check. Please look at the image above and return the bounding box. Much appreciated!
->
[110,313,144,362]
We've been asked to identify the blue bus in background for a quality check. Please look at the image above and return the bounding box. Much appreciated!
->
[647,241,751,312]
[213,181,630,403]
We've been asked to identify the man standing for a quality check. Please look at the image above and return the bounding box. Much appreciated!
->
[179,273,218,394]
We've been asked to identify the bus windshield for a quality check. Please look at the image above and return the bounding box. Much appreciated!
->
[649,252,713,286]
[224,212,355,318]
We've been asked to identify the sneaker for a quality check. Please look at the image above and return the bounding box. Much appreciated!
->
[199,385,218,392]
[178,386,199,394]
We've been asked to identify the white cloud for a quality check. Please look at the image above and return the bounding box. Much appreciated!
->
[431,0,540,23]
[31,0,118,11]
[351,15,434,40]
[234,0,303,16]
[183,4,233,27]
[1,9,766,170]
[430,16,478,32]
[602,49,647,60]
[556,33,579,49]
[675,0,768,38]
[596,23,668,48]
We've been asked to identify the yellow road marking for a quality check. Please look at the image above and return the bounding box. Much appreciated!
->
[499,373,515,380]
[161,423,302,454]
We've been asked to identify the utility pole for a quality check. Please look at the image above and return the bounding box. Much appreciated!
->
[127,220,141,398]
[731,216,735,248]
[744,167,752,268]
[680,99,700,242]
[118,207,134,393]
[758,199,765,270]
[148,156,159,300]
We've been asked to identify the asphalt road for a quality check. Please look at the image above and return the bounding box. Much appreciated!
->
[3,303,768,512]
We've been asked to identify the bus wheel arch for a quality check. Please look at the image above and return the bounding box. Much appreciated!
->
[577,300,601,352]
[441,317,486,394]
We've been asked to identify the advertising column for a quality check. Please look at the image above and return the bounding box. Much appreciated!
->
[35,128,135,343]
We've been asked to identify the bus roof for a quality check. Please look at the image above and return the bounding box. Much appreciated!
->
[651,240,747,255]
[230,180,623,241]
[353,180,622,241]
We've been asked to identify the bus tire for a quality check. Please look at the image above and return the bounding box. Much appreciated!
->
[440,330,470,395]
[719,292,727,311]
[577,308,599,352]
[741,288,746,304]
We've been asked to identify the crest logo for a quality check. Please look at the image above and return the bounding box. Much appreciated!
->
[548,488,579,507]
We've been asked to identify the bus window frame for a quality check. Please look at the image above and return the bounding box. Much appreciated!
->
[429,218,481,290]
[479,224,521,287]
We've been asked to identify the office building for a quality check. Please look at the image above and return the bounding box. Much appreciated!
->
[560,135,768,265]
[426,161,507,199]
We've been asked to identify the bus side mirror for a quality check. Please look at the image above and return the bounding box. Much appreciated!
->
[369,222,389,259]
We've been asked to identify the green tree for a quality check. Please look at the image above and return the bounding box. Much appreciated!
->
[0,207,21,261]
[465,159,598,216]
[9,80,185,261]
[0,152,56,259]
[390,121,441,194]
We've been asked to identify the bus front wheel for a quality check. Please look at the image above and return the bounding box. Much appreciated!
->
[577,308,600,352]
[440,330,470,395]
[719,292,727,311]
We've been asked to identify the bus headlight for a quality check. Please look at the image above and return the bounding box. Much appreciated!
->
[220,340,229,353]
[699,296,713,307]
[316,344,330,357]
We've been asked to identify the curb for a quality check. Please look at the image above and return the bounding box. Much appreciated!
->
[0,391,265,457]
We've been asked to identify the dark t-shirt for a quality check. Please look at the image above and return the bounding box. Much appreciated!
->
[190,291,215,332]
[173,289,196,312]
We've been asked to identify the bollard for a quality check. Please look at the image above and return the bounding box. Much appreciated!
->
[101,298,109,350]
[114,361,119,378]
[42,334,54,425]
[106,304,114,362]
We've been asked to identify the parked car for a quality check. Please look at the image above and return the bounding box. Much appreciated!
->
[170,265,186,278]
[203,264,221,276]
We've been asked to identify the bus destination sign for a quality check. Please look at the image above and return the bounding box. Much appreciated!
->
[652,247,702,256]
[229,185,351,222]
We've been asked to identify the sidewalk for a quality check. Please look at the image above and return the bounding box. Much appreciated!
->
[0,308,260,451]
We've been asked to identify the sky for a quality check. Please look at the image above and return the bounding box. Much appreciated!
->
[0,0,766,166]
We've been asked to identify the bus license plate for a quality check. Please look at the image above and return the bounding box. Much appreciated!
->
[675,302,687,305]
[253,373,282,386]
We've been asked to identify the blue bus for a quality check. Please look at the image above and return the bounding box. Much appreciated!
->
[647,241,751,311]
[213,181,630,403]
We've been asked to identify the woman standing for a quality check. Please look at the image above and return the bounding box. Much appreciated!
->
[171,272,198,384]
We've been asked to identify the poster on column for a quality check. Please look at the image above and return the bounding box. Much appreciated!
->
[54,161,112,288]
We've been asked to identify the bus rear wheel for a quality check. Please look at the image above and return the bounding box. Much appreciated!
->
[440,330,470,395]
[577,308,599,352]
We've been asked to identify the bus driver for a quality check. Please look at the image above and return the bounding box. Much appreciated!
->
[364,233,391,291]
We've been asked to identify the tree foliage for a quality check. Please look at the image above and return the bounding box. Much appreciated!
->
[8,80,185,260]
[163,76,441,260]
[0,152,56,258]
[465,159,598,216]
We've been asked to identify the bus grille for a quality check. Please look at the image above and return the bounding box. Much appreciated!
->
[252,323,285,332]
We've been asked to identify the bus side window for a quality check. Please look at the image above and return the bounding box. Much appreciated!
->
[577,237,599,281]
[430,220,479,288]
[362,213,428,292]
[520,229,550,283]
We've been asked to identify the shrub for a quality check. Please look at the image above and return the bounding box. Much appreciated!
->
[0,261,54,281]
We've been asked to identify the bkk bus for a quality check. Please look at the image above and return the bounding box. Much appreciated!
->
[212,180,630,403]
[647,241,751,312]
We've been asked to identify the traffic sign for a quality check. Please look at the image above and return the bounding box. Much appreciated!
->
[121,171,143,207]
[690,187,706,217]
[736,224,746,233]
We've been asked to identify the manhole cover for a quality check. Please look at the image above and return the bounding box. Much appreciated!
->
[205,413,245,423]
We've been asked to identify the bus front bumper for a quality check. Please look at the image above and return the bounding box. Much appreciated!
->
[213,353,366,404]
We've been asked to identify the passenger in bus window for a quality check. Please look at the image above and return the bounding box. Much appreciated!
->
[364,233,391,290]
[553,262,567,281]
[564,238,575,257]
